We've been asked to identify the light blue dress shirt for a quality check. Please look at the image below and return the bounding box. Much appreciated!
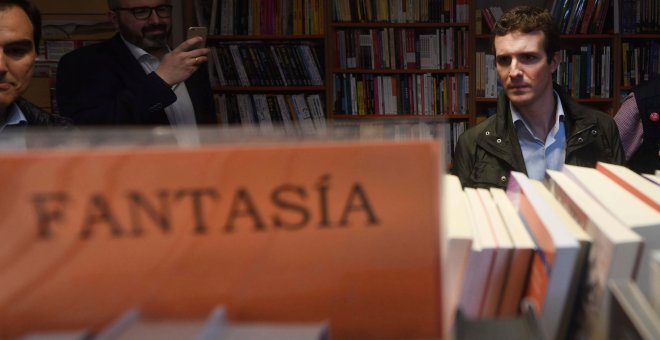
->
[1,103,28,131]
[511,92,566,181]
[0,103,29,149]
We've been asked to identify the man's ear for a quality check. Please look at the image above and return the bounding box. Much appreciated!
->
[108,10,119,29]
[550,51,560,73]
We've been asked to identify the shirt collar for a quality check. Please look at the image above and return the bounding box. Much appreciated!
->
[121,35,154,61]
[511,91,565,138]
[1,103,28,131]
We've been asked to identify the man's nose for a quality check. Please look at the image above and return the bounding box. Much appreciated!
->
[147,10,163,24]
[509,59,523,78]
[0,51,7,73]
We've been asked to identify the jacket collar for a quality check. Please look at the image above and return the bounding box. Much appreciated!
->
[554,85,601,154]
[555,85,597,136]
[475,89,527,172]
[109,33,152,80]
[476,84,599,171]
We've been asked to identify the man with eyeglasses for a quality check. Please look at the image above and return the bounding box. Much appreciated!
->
[54,0,217,126]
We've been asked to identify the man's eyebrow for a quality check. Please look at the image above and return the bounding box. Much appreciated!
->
[4,39,33,48]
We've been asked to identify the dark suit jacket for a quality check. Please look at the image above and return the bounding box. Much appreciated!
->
[56,33,216,125]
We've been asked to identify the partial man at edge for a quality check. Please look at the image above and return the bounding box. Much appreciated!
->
[0,0,72,133]
[452,6,624,188]
[55,0,217,126]
[614,77,660,174]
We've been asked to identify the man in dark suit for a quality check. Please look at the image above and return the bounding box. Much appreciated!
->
[55,0,216,126]
[614,77,660,173]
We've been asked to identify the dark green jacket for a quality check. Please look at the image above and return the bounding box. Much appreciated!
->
[452,85,625,188]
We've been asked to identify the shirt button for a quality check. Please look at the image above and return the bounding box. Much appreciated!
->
[496,138,502,143]
[500,176,507,183]
[485,131,491,136]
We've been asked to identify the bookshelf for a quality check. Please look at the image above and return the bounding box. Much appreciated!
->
[195,0,328,130]
[27,0,659,158]
[619,33,660,93]
[474,0,660,120]
[193,0,660,164]
[326,1,471,164]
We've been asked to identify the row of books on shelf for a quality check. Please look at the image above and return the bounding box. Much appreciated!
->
[442,163,660,339]
[474,52,497,98]
[195,0,324,36]
[334,27,468,70]
[442,121,466,167]
[550,0,612,34]
[621,41,660,88]
[557,0,660,35]
[621,0,660,33]
[41,21,115,41]
[215,93,326,132]
[478,6,503,33]
[37,40,98,62]
[21,306,328,340]
[332,0,468,23]
[332,73,468,115]
[556,45,612,99]
[209,43,323,87]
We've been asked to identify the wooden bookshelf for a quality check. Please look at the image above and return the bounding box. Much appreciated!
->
[474,0,660,118]
[327,2,470,118]
[198,0,328,129]
[324,1,471,164]
[188,0,660,161]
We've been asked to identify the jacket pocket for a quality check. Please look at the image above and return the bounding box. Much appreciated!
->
[470,161,508,188]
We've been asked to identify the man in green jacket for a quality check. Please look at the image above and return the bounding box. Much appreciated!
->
[453,6,623,188]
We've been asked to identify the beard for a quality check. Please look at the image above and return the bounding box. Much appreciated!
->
[118,21,170,53]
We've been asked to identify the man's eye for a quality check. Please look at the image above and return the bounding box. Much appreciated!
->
[132,7,150,15]
[496,57,511,65]
[5,46,31,57]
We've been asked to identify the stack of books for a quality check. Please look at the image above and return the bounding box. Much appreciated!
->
[442,162,660,339]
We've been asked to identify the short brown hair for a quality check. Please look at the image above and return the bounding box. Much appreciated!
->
[0,0,41,49]
[492,6,560,64]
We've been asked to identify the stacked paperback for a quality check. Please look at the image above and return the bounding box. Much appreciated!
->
[442,162,660,340]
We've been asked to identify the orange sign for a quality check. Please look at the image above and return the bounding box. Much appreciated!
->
[0,139,442,339]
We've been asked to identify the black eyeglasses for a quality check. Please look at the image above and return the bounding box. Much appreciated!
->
[113,5,173,20]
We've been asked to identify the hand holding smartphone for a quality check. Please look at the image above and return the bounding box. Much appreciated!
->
[186,26,208,49]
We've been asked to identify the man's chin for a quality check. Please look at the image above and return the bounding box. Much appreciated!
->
[506,89,530,99]
[144,32,167,40]
[141,38,168,50]
[507,94,534,108]
[0,95,17,110]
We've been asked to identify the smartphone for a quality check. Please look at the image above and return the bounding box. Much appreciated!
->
[186,26,208,48]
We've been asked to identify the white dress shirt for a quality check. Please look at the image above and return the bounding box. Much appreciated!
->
[122,36,198,127]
